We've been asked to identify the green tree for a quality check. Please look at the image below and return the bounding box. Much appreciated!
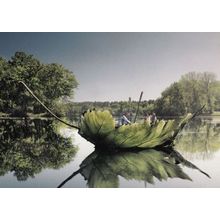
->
[198,72,217,113]
[155,72,220,116]
[0,52,78,116]
[155,82,185,116]
[213,81,220,111]
[179,72,219,114]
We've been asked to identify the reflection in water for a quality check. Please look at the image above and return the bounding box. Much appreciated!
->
[58,147,210,188]
[0,119,78,181]
[0,118,218,187]
[175,118,220,160]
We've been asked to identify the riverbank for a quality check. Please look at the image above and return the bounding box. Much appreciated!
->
[1,111,220,121]
[0,112,52,120]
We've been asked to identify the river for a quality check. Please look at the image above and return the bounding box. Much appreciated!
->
[0,117,219,187]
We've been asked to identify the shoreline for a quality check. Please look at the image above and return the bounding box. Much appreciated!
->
[1,115,220,120]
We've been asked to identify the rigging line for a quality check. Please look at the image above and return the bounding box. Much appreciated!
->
[134,91,143,123]
[18,81,79,130]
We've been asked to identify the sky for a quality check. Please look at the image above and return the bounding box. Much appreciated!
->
[0,32,220,102]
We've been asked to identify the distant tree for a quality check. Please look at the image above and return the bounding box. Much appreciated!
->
[180,72,218,114]
[155,82,185,116]
[197,72,217,113]
[213,81,220,111]
[154,72,220,116]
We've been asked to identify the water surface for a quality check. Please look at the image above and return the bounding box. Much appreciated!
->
[0,117,219,188]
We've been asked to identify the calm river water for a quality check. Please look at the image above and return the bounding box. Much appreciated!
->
[0,117,220,188]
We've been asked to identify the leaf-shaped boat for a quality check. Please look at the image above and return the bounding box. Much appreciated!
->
[20,81,201,151]
[79,109,195,150]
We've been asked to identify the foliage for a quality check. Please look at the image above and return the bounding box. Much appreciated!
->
[2,53,220,119]
[155,72,220,116]
[64,72,220,120]
[63,100,156,123]
[155,82,185,116]
[0,52,78,116]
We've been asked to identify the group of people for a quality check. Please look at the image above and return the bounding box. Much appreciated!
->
[80,109,157,127]
[143,112,157,124]
[117,112,157,127]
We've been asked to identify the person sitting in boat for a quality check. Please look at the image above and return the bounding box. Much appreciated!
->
[121,113,131,125]
[150,112,157,124]
[144,113,151,124]
[115,113,131,128]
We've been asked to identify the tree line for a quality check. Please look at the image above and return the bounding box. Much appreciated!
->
[1,52,220,119]
[65,72,220,120]
[154,72,220,116]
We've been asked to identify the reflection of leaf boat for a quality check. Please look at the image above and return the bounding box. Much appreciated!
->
[80,149,191,188]
[58,147,210,188]
[79,110,196,150]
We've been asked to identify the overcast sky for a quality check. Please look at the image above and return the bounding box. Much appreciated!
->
[0,32,220,101]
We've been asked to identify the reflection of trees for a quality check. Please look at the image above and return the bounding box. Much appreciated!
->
[175,118,220,160]
[58,147,210,188]
[0,119,78,181]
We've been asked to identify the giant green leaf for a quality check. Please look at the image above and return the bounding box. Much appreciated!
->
[79,110,194,150]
